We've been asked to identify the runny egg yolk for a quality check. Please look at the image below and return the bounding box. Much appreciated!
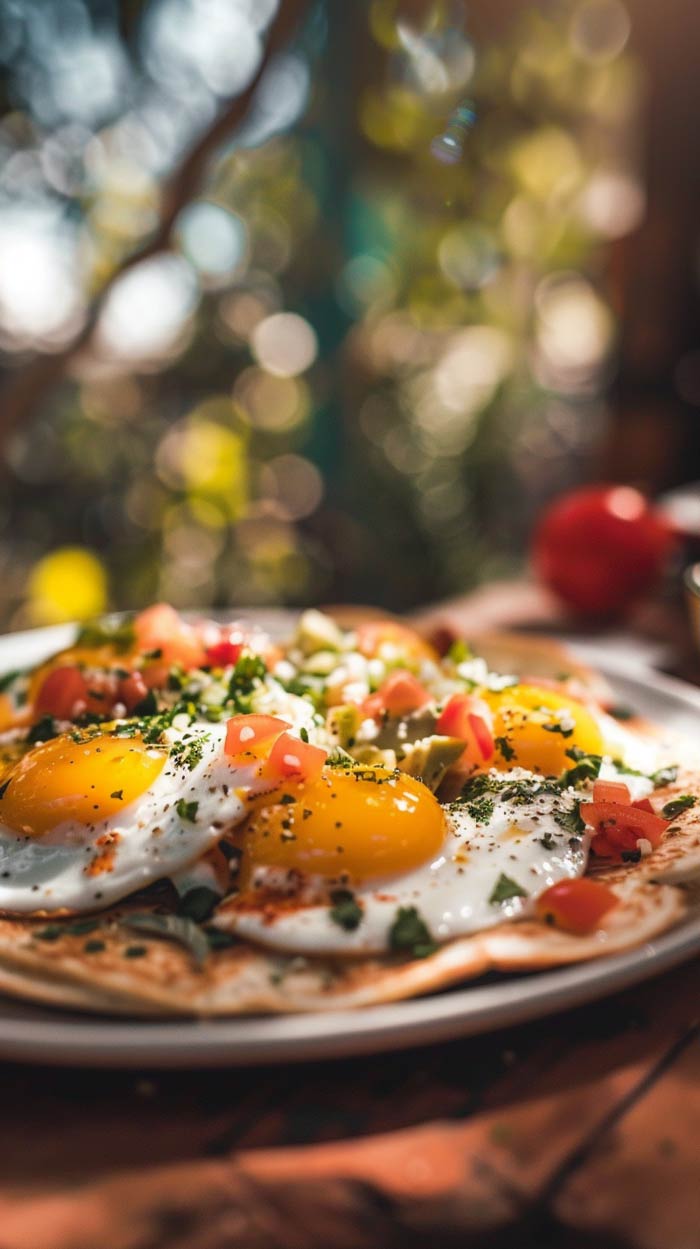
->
[241,767,445,886]
[0,732,166,837]
[484,684,604,776]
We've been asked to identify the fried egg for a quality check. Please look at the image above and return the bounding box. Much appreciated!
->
[0,720,255,914]
[221,766,587,955]
[482,682,662,784]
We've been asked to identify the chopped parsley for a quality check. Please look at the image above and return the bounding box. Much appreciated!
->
[489,873,528,905]
[177,886,220,923]
[84,939,106,954]
[388,906,436,958]
[227,654,267,713]
[542,720,574,738]
[554,799,585,836]
[495,735,515,762]
[561,747,603,788]
[299,726,309,743]
[651,765,679,789]
[110,789,124,801]
[329,888,363,932]
[132,690,158,716]
[0,669,21,692]
[176,799,199,822]
[27,715,59,745]
[661,794,697,819]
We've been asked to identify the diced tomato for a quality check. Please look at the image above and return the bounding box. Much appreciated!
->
[140,661,172,691]
[134,604,206,670]
[265,732,327,783]
[365,670,431,720]
[35,666,89,719]
[436,693,495,764]
[536,878,618,934]
[117,671,151,714]
[205,638,245,668]
[355,620,438,663]
[225,714,290,759]
[592,779,632,805]
[581,798,668,860]
[632,797,655,814]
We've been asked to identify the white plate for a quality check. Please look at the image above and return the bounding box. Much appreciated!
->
[0,618,699,1068]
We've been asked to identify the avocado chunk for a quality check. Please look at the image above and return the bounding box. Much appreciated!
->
[398,735,464,791]
[295,609,346,656]
[326,703,362,748]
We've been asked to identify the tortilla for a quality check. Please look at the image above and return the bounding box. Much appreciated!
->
[0,629,695,1018]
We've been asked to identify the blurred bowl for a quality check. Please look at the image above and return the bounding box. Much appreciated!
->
[684,563,700,648]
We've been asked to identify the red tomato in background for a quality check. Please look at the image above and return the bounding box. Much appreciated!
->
[533,486,675,618]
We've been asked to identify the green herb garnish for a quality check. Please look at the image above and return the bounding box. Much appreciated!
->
[388,906,436,958]
[176,799,199,822]
[495,735,515,762]
[27,715,59,745]
[489,873,528,905]
[661,794,697,819]
[177,886,220,923]
[651,765,679,789]
[329,888,363,932]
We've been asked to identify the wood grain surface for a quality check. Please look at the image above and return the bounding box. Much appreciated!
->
[0,954,697,1248]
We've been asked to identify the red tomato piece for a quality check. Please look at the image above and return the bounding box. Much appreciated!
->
[581,798,668,859]
[205,638,245,668]
[370,670,431,718]
[592,779,631,805]
[632,797,655,814]
[117,671,150,713]
[134,604,206,670]
[436,693,495,763]
[35,666,89,720]
[536,878,618,934]
[265,732,327,782]
[533,485,674,618]
[225,714,290,759]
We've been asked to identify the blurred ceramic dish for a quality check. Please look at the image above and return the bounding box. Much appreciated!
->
[0,619,698,1066]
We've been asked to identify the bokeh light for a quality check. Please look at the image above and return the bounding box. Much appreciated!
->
[0,0,641,621]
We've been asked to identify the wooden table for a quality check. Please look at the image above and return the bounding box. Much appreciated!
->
[2,586,698,1249]
[1,958,698,1249]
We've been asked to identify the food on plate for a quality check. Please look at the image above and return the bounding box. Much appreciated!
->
[0,604,696,1016]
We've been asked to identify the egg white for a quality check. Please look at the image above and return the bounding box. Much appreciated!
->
[223,772,588,955]
[0,721,256,914]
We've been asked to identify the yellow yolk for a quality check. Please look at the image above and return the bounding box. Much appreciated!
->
[241,767,445,885]
[0,732,166,837]
[484,684,604,776]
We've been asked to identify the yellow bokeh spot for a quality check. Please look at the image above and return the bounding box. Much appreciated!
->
[28,548,108,626]
[510,127,583,201]
[182,421,248,517]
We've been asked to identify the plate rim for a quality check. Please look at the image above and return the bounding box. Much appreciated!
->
[0,618,699,1068]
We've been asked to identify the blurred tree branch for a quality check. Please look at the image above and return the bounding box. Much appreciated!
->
[0,0,311,449]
